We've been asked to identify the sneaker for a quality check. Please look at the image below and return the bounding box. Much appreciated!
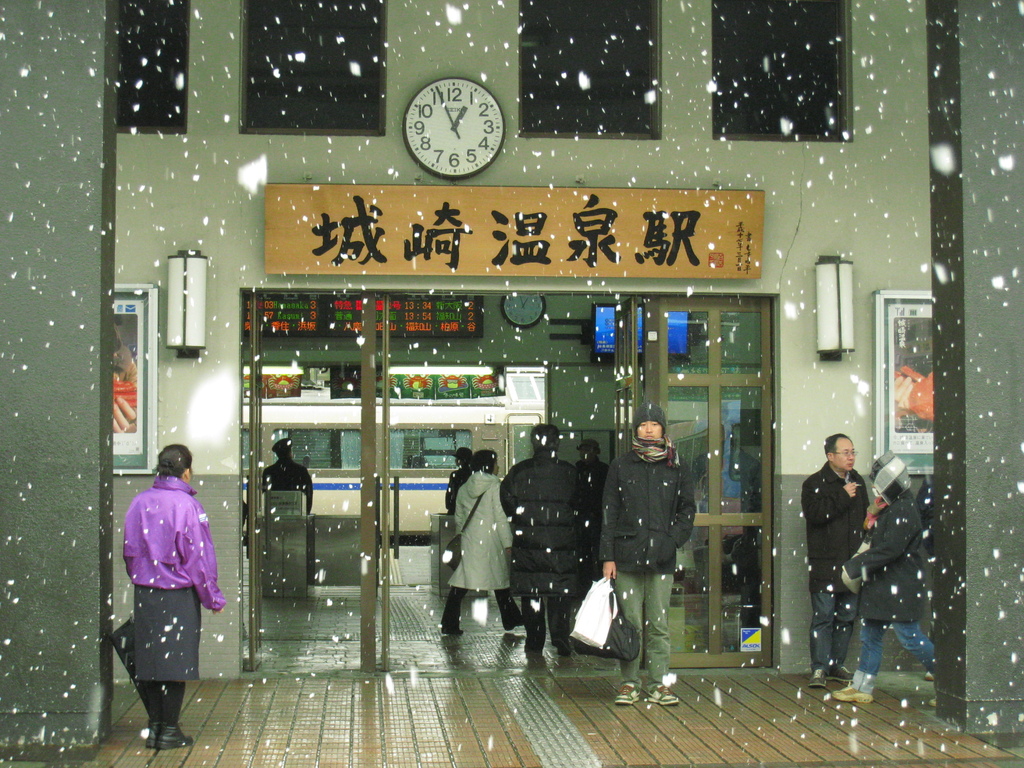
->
[808,669,827,688]
[927,698,937,707]
[924,671,935,682]
[614,684,640,706]
[648,686,680,706]
[827,665,854,683]
[832,686,873,704]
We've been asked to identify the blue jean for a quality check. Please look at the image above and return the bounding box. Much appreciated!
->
[809,591,858,672]
[853,619,935,694]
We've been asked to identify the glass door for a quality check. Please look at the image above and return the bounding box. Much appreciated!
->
[241,290,389,673]
[644,296,773,667]
[242,292,263,671]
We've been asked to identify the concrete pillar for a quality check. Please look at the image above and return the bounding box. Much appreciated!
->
[928,0,1024,743]
[0,0,117,750]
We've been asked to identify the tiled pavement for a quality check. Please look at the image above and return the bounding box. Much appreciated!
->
[12,550,1024,767]
[81,671,1022,768]
[80,583,1024,768]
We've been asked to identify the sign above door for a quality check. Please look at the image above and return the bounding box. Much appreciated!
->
[264,184,763,280]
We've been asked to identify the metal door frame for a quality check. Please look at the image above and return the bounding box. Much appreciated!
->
[613,297,643,451]
[242,290,392,673]
[644,295,774,667]
[242,290,263,672]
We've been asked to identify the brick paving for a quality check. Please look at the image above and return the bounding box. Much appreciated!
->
[42,549,1024,767]
[82,672,1020,768]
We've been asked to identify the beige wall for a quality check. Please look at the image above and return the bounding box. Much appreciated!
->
[112,0,932,676]
[114,0,930,481]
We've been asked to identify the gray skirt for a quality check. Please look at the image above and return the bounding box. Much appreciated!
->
[133,585,202,681]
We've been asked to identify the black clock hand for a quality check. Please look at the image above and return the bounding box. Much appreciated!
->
[450,106,468,139]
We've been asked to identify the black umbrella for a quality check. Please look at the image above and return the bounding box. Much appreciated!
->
[108,618,151,712]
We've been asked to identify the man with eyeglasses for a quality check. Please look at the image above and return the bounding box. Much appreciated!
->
[801,433,869,689]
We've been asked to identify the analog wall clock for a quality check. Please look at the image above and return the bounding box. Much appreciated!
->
[403,77,505,179]
[500,294,546,329]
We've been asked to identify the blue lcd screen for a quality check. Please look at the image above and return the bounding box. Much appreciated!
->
[592,305,688,357]
[593,305,617,355]
[666,311,689,355]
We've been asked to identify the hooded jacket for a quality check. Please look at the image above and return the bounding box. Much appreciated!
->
[123,475,226,611]
[500,450,580,596]
[843,490,927,622]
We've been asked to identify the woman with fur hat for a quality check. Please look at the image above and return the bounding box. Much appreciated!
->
[833,451,935,704]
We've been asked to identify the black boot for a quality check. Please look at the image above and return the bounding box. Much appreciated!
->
[496,589,523,631]
[139,681,163,749]
[153,681,191,750]
[155,724,194,750]
[441,587,466,635]
[146,722,162,749]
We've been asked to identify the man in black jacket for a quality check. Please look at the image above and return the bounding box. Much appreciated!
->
[800,433,869,689]
[600,402,696,707]
[262,438,313,513]
[445,447,473,515]
[501,424,580,656]
[575,438,609,587]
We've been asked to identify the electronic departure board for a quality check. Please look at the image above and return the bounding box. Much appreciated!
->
[244,294,483,338]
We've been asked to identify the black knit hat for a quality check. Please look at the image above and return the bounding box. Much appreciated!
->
[632,402,667,433]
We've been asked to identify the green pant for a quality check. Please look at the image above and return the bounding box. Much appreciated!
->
[614,570,674,689]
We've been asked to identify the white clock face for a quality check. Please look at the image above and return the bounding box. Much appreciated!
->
[403,78,505,179]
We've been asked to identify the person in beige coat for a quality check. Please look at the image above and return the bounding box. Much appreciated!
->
[441,450,523,635]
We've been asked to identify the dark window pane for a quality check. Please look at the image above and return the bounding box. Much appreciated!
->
[520,0,657,137]
[389,429,471,470]
[271,428,361,469]
[243,0,384,133]
[117,0,189,131]
[284,429,337,469]
[712,0,844,139]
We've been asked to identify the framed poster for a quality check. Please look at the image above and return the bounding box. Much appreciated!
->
[114,285,158,473]
[874,290,933,474]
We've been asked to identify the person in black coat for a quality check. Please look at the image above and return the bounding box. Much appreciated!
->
[800,433,869,688]
[500,424,580,656]
[445,447,474,515]
[262,438,314,513]
[833,451,935,704]
[575,438,609,587]
[600,402,696,706]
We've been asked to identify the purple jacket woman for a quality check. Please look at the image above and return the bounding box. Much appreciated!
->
[124,475,226,612]
[123,444,223,752]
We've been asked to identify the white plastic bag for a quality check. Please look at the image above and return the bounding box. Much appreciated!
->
[570,578,616,648]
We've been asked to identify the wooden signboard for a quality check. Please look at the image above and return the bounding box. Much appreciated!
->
[265,184,763,280]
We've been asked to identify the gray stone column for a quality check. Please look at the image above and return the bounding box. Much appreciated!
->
[0,0,117,750]
[928,0,1024,743]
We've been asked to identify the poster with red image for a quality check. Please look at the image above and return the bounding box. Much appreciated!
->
[875,291,933,474]
[114,286,158,472]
